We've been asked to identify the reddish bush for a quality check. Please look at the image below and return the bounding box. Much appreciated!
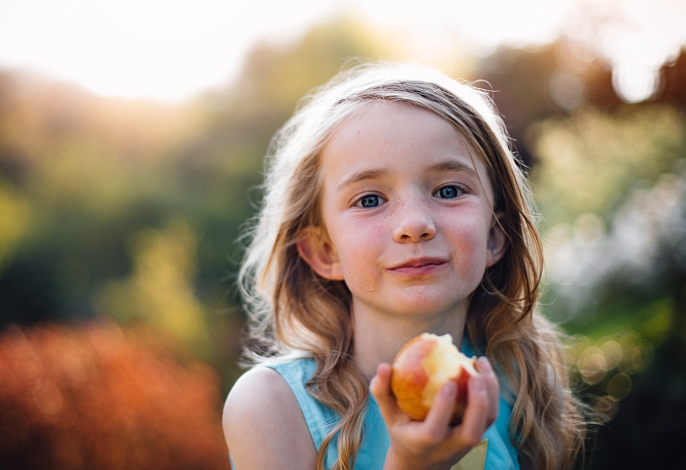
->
[0,319,230,470]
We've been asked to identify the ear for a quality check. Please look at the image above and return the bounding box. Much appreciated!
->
[296,226,344,281]
[485,217,509,268]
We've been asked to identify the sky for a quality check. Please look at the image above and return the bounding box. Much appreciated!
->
[0,0,684,103]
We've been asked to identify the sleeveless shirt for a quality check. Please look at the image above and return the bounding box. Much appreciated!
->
[231,339,520,469]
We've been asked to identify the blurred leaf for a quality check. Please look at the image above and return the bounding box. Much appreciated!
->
[95,218,210,354]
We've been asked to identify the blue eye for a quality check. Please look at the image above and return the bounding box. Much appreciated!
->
[435,185,463,199]
[356,195,382,208]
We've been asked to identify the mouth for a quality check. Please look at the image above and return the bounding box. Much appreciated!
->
[387,257,448,274]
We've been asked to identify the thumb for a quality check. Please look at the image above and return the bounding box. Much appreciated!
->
[370,363,403,422]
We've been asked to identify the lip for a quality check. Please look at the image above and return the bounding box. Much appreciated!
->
[387,257,448,275]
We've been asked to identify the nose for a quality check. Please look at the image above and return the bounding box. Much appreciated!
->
[392,199,436,243]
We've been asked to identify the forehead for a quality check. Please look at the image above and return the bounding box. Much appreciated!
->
[320,100,489,183]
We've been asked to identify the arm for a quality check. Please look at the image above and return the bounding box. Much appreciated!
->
[223,367,316,470]
[371,357,500,470]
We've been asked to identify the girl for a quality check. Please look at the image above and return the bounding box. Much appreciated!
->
[223,63,587,470]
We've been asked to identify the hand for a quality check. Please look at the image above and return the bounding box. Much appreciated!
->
[370,357,499,470]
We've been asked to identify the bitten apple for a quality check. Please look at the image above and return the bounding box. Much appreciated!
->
[390,332,479,425]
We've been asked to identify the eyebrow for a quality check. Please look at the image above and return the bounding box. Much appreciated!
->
[336,159,476,192]
[337,168,391,191]
[427,160,477,175]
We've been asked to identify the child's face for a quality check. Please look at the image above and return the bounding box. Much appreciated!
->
[300,101,506,321]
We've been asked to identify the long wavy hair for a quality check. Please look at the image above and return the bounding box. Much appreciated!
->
[238,63,587,470]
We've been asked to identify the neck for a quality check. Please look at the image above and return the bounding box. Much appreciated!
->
[352,303,468,380]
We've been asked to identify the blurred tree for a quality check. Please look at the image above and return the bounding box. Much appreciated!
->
[0,180,32,271]
[95,218,210,355]
[655,47,686,112]
[475,39,622,166]
[529,80,686,466]
[0,320,229,470]
[544,167,686,469]
[0,70,205,328]
[530,105,686,226]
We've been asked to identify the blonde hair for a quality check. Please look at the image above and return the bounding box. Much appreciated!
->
[238,63,586,470]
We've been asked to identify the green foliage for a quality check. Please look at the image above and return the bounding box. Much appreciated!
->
[95,218,210,355]
[531,104,686,225]
[0,180,33,270]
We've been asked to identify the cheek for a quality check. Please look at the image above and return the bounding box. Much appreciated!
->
[448,216,491,261]
[331,221,384,274]
[344,225,381,257]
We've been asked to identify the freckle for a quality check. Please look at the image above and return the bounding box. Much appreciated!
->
[366,284,375,291]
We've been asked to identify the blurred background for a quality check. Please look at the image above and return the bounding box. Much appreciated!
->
[0,0,685,468]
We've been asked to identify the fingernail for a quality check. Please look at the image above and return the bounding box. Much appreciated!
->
[478,357,492,373]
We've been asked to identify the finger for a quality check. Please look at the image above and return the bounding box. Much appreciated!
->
[423,381,457,435]
[476,357,499,425]
[452,375,489,446]
[369,362,391,398]
[370,363,402,422]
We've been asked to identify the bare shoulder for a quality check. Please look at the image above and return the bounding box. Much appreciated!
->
[223,366,316,470]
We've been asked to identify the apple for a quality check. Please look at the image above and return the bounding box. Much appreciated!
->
[390,332,479,425]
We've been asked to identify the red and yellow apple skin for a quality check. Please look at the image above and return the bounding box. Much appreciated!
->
[390,333,479,425]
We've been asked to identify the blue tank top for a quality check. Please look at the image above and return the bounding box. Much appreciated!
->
[248,339,520,470]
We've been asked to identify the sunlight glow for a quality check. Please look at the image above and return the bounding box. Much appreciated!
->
[0,0,339,101]
[0,0,684,102]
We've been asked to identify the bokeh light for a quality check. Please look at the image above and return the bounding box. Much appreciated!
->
[565,331,652,425]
